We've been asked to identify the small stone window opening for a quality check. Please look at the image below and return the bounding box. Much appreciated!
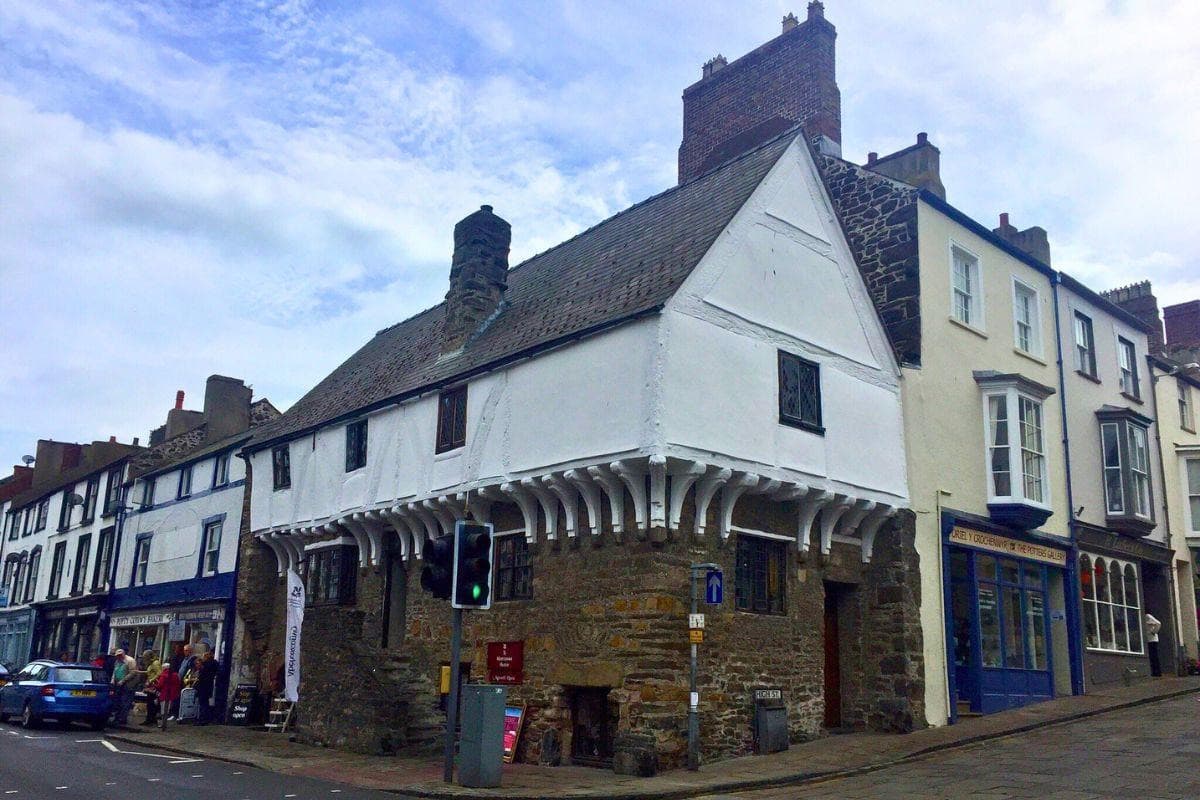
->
[272,445,291,490]
[494,535,531,601]
[436,385,468,453]
[735,534,787,615]
[345,418,368,472]
[305,545,358,607]
[778,350,823,434]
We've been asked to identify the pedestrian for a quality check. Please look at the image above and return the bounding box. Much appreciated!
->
[141,650,163,726]
[168,642,185,675]
[1145,612,1162,677]
[153,663,181,731]
[110,649,137,726]
[194,651,219,725]
[179,644,197,685]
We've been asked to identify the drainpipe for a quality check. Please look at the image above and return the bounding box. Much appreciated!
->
[1051,274,1086,695]
[1147,359,1184,671]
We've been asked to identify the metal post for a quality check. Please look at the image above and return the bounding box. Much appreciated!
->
[687,567,699,771]
[443,607,463,784]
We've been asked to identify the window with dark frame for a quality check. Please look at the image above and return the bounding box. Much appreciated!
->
[1117,337,1140,398]
[495,535,532,601]
[304,545,357,606]
[23,547,40,603]
[778,351,823,433]
[1074,312,1097,377]
[47,541,67,599]
[212,452,231,488]
[34,499,48,532]
[58,490,73,531]
[71,534,91,596]
[201,520,222,576]
[22,508,33,536]
[436,386,468,453]
[177,464,193,499]
[140,477,156,509]
[735,534,787,615]
[92,527,114,591]
[5,511,17,541]
[102,467,122,516]
[272,446,291,490]
[345,419,368,472]
[131,536,151,586]
[81,476,99,523]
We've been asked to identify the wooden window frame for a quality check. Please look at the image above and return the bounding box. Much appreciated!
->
[436,386,468,453]
[778,350,824,434]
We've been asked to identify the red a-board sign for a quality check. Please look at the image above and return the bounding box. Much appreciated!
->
[487,640,524,685]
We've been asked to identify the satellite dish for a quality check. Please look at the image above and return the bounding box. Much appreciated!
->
[68,493,85,506]
[21,455,35,466]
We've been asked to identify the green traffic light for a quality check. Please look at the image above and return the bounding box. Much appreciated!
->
[472,584,482,600]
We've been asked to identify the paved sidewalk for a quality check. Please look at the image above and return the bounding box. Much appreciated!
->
[108,676,1200,799]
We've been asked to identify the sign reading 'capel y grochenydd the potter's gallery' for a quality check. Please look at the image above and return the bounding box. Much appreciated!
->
[949,526,1067,566]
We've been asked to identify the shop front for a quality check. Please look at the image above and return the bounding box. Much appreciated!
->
[0,607,35,668]
[108,604,227,664]
[32,598,104,663]
[1075,526,1176,685]
[944,516,1074,718]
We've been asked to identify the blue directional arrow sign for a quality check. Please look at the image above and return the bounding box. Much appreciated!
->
[704,569,723,605]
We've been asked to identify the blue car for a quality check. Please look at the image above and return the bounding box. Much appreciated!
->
[0,660,112,730]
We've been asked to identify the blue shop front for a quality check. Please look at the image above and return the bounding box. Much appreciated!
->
[943,513,1080,720]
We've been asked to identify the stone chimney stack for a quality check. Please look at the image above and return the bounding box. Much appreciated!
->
[443,205,511,354]
[202,375,253,440]
[1102,281,1164,353]
[678,7,840,183]
[990,212,1050,266]
[865,132,946,199]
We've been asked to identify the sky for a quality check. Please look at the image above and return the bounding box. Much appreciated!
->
[1,0,1197,466]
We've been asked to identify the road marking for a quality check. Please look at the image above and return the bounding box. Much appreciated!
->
[191,774,203,778]
[231,771,243,775]
[147,779,160,783]
[54,788,67,791]
[102,740,119,752]
[5,790,19,794]
[6,731,17,736]
[170,758,203,764]
[75,739,104,743]
[21,735,51,740]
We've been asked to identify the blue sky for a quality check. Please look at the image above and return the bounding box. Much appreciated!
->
[1,0,1197,466]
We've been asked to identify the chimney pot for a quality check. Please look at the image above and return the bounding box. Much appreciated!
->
[109,435,116,443]
[807,1,824,20]
[175,390,185,410]
[1000,212,1010,228]
[782,12,799,32]
[132,437,139,446]
[916,132,928,145]
[480,204,493,213]
[867,152,878,165]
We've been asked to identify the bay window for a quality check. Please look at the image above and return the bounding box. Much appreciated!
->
[1096,409,1155,536]
[977,372,1055,529]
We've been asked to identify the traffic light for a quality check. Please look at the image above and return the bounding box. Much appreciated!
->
[420,535,454,600]
[452,521,493,609]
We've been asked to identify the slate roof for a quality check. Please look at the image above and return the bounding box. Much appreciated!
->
[8,444,142,510]
[247,129,800,451]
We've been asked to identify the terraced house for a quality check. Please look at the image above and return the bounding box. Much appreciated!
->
[236,6,926,773]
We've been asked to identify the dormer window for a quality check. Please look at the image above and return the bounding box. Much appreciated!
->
[1097,408,1155,536]
[976,371,1056,529]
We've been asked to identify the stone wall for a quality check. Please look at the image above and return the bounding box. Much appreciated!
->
[236,491,925,771]
[816,154,922,367]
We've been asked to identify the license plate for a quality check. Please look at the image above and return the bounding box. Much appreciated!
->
[70,690,96,697]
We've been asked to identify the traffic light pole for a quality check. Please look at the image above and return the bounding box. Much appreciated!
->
[443,607,463,784]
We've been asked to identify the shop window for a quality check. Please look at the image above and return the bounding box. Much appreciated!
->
[1074,312,1097,377]
[975,553,1047,671]
[92,528,114,591]
[199,519,222,577]
[305,545,357,606]
[1080,554,1143,654]
[71,534,92,596]
[131,535,151,587]
[345,419,368,472]
[735,534,787,615]
[778,350,823,433]
[102,466,122,517]
[212,452,230,488]
[436,386,468,453]
[272,445,291,490]
[47,541,67,599]
[494,535,531,601]
[81,476,99,523]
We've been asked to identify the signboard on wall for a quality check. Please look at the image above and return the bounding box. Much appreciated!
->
[486,641,524,685]
[168,619,187,641]
[949,527,1067,567]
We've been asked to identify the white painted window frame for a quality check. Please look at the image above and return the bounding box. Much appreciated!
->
[950,242,984,331]
[1010,277,1042,357]
[982,387,1051,511]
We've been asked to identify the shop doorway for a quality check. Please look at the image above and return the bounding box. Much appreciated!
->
[381,542,407,649]
[823,582,852,728]
[567,687,615,768]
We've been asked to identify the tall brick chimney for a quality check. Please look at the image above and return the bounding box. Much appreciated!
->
[1102,281,1163,353]
[1164,300,1200,349]
[443,205,511,354]
[992,212,1051,267]
[202,375,253,440]
[678,2,840,183]
[866,132,946,199]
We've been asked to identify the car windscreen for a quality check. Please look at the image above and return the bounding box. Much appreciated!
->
[53,668,105,684]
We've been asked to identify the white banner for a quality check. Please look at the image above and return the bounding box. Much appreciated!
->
[284,568,305,703]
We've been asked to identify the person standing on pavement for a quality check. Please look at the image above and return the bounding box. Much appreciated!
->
[142,651,163,726]
[194,651,219,725]
[153,662,182,730]
[110,649,137,726]
[1145,612,1163,676]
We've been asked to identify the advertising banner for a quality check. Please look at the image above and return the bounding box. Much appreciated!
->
[284,568,305,703]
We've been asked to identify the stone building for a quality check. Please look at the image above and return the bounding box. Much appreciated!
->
[235,9,927,772]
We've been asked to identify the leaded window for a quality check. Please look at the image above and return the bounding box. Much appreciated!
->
[345,419,368,472]
[272,445,291,490]
[436,386,468,453]
[735,534,787,615]
[305,545,357,606]
[495,535,531,601]
[778,351,822,433]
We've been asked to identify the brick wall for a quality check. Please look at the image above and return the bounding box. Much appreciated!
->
[237,485,924,772]
[816,155,922,366]
[678,4,839,183]
[1165,300,1200,349]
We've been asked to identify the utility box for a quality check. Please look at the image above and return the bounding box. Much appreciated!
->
[753,688,788,755]
[459,684,507,788]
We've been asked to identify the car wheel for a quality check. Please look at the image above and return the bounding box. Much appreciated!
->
[20,703,40,729]
[90,716,106,731]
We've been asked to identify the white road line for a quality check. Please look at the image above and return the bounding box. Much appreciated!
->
[191,774,203,778]
[75,739,104,743]
[231,771,243,775]
[6,730,17,736]
[5,790,19,794]
[169,758,203,764]
[54,788,67,791]
[21,735,51,740]
[147,779,160,783]
[102,740,119,752]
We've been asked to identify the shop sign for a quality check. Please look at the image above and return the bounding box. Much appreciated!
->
[486,641,524,685]
[168,619,187,641]
[229,683,257,725]
[110,611,173,628]
[176,607,225,623]
[949,526,1067,567]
